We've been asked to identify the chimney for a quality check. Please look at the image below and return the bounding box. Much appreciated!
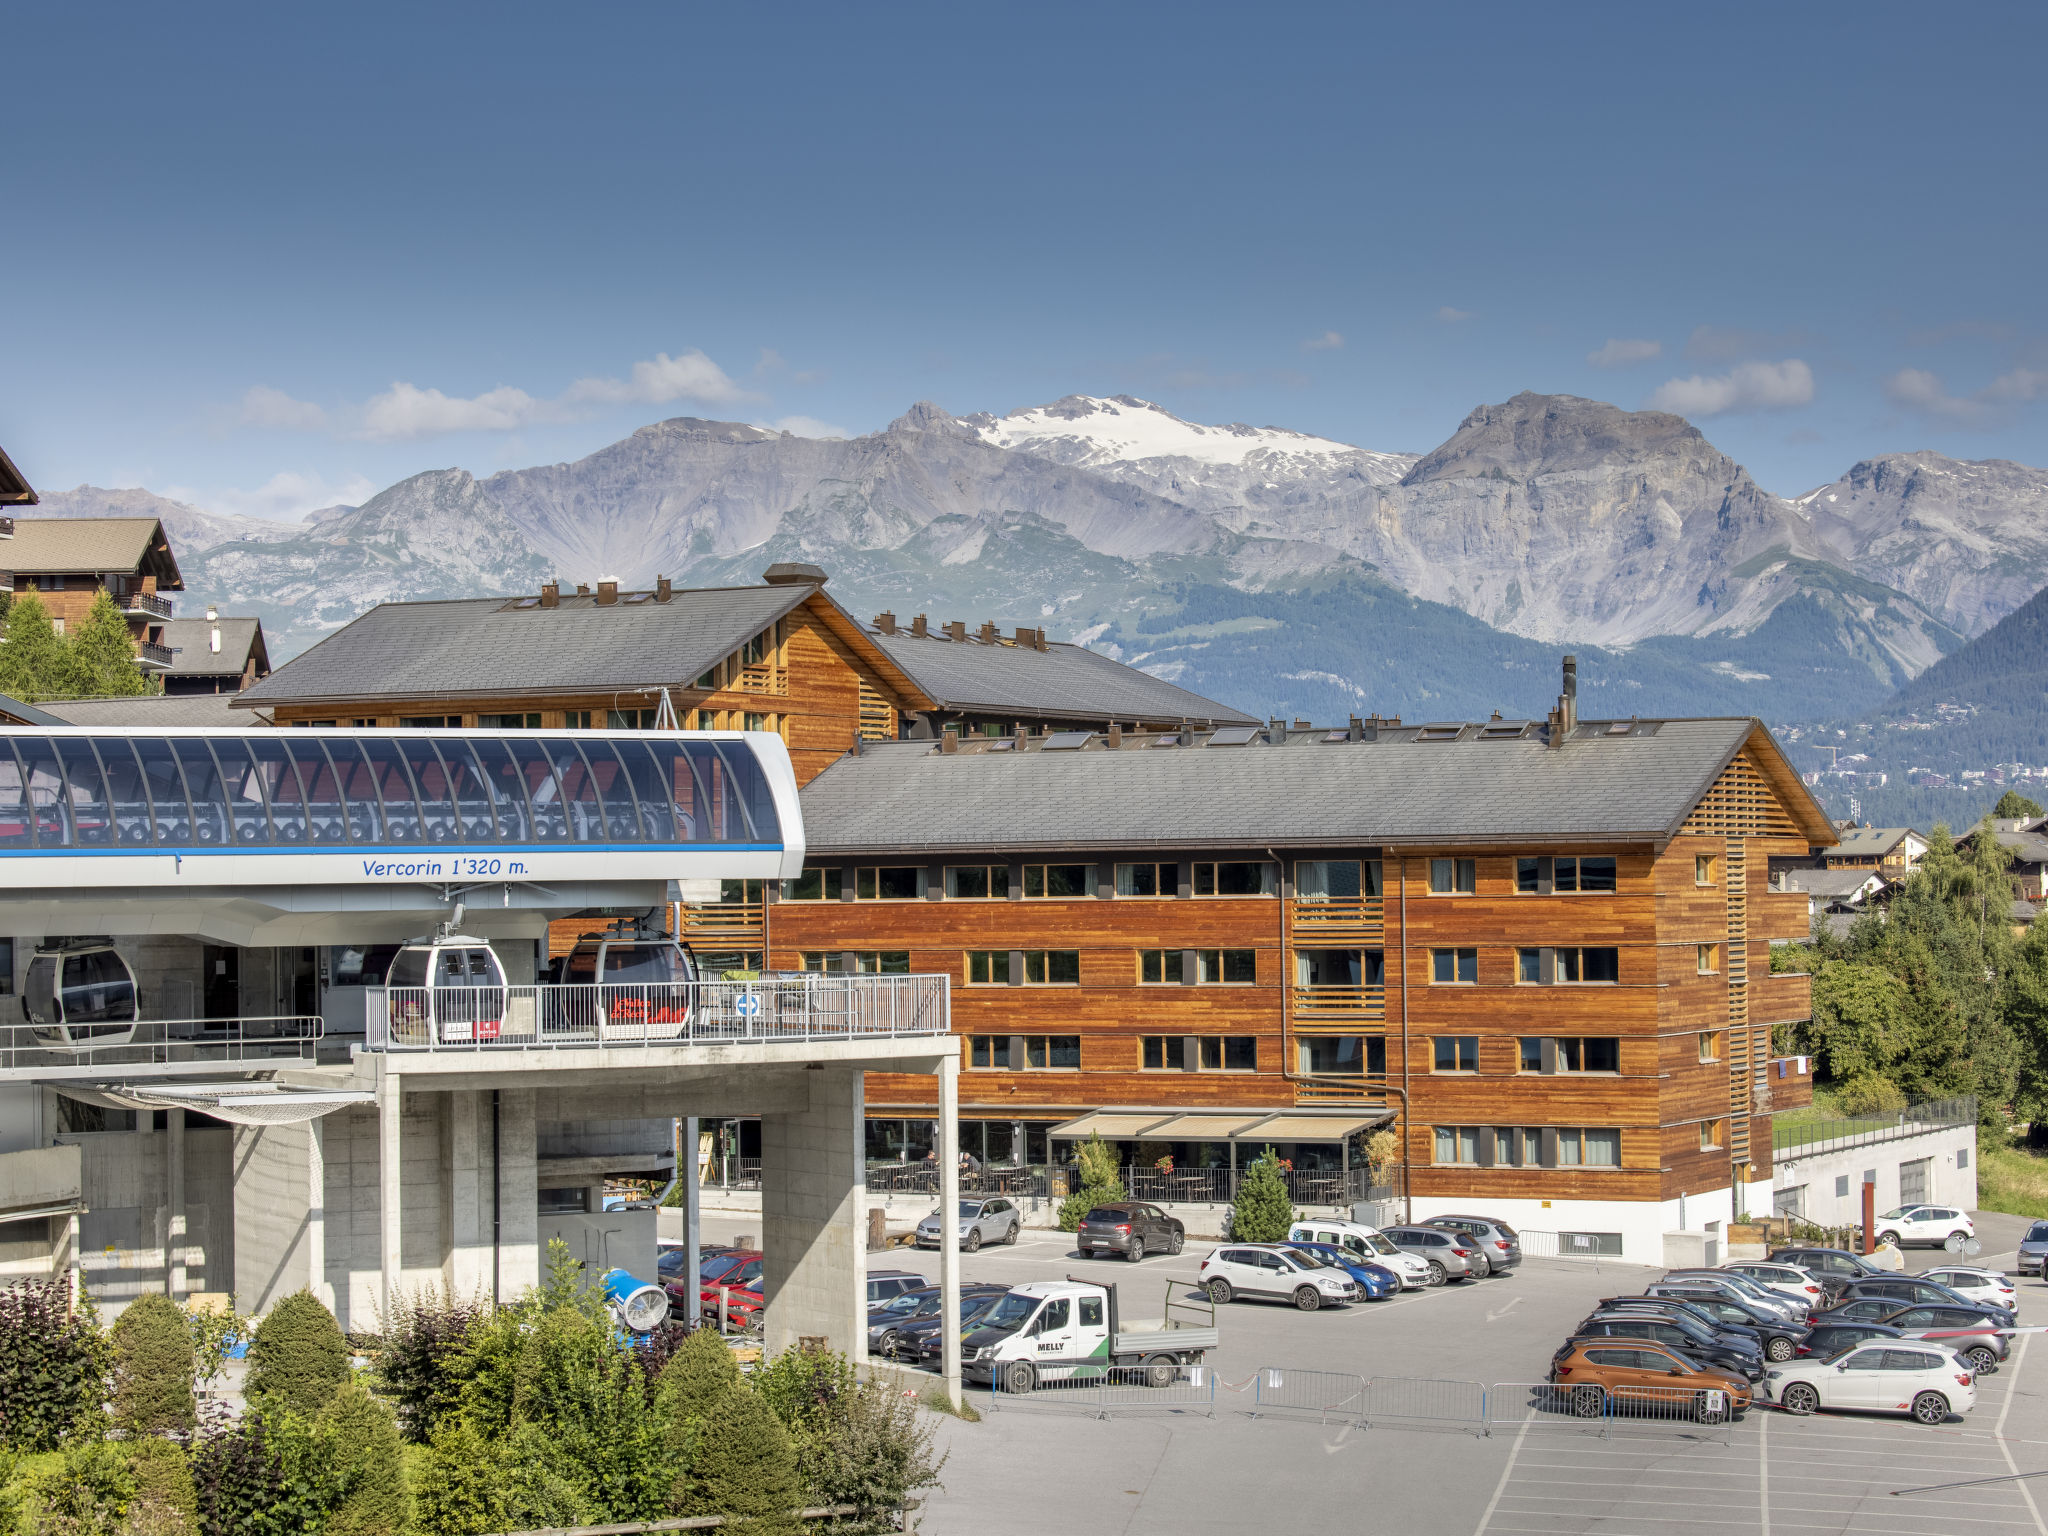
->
[1293,718,1310,729]
[209,605,222,655]
[874,611,898,635]
[911,614,928,638]
[1107,722,1122,749]
[576,583,591,597]
[944,620,968,642]
[655,576,673,603]
[1033,628,1049,652]
[979,621,998,644]
[939,728,959,754]
[596,579,619,606]
[1348,715,1365,742]
[540,581,560,609]
[1013,626,1034,646]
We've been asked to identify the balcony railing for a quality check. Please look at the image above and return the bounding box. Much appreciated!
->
[1771,1095,1976,1156]
[135,640,174,669]
[857,1162,1394,1208]
[121,591,173,620]
[1288,897,1385,937]
[732,664,787,696]
[363,974,949,1052]
[1292,984,1385,1019]
[681,902,766,943]
[1292,1075,1389,1107]
[0,1017,323,1078]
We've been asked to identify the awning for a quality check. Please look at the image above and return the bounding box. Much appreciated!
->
[1047,1111,1183,1140]
[1137,1113,1274,1140]
[1248,1113,1392,1141]
[98,1082,375,1126]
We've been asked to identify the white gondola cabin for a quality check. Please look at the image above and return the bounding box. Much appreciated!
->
[21,938,140,1047]
[385,932,509,1045]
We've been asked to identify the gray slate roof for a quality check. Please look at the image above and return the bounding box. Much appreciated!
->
[158,617,266,677]
[1779,867,1884,901]
[237,585,814,706]
[1830,826,1922,858]
[37,693,272,727]
[799,717,1788,855]
[866,628,1256,725]
[0,517,179,583]
[1986,819,2048,865]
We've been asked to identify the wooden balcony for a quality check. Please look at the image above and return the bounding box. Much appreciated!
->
[732,663,787,696]
[1292,984,1386,1021]
[1287,897,1385,940]
[1751,969,1812,1026]
[680,901,766,945]
[1292,1075,1388,1107]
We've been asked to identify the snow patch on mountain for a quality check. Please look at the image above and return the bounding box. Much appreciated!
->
[961,393,1392,472]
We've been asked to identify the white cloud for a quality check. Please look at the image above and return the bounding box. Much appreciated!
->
[1301,330,1345,351]
[1436,306,1474,323]
[238,385,327,431]
[1647,359,1814,416]
[766,415,849,439]
[166,470,380,521]
[1885,365,2048,423]
[1587,337,1662,368]
[564,349,757,407]
[360,382,551,440]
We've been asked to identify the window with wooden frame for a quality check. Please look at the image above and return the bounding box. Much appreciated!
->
[1192,861,1274,896]
[1555,1037,1619,1073]
[779,867,828,901]
[1430,947,1477,984]
[1557,1127,1621,1166]
[944,865,1010,898]
[852,867,922,900]
[1022,863,1091,898]
[1142,1036,1256,1071]
[970,1034,1079,1068]
[1697,943,1720,974]
[1515,855,1617,893]
[968,950,1079,984]
[1115,862,1176,896]
[1430,857,1476,894]
[1297,1035,1384,1076]
[1698,1119,1723,1152]
[799,951,908,974]
[1695,854,1716,885]
[1432,1035,1479,1072]
[1555,946,1619,983]
[1698,1031,1722,1062]
[965,951,1011,984]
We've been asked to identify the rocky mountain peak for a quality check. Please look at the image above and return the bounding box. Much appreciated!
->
[887,400,959,434]
[631,417,778,446]
[1400,391,1709,486]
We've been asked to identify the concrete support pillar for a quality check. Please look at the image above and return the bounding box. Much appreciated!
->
[760,1069,866,1359]
[498,1087,539,1296]
[682,1115,702,1328]
[307,1117,329,1311]
[938,1056,961,1408]
[379,1070,402,1321]
[166,1108,186,1298]
[445,1091,491,1296]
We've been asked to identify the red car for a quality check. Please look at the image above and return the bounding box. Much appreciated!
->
[686,1250,763,1327]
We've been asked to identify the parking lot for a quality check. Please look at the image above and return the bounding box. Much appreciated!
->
[703,1208,2048,1536]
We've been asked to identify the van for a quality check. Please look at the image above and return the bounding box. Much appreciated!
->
[1286,1218,1431,1289]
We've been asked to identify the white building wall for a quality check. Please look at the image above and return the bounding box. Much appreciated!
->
[1770,1124,1978,1229]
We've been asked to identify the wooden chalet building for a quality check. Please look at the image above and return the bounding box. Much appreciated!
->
[774,667,1834,1258]
[0,516,183,670]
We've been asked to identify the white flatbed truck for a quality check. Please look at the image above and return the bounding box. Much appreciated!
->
[961,1276,1220,1394]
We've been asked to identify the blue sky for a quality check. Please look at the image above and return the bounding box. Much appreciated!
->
[4,2,2045,518]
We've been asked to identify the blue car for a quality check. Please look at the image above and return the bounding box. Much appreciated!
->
[1287,1241,1399,1299]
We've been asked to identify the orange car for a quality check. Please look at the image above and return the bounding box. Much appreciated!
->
[1549,1338,1753,1422]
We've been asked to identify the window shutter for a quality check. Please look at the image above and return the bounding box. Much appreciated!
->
[1181,949,1198,986]
[1536,856,1554,895]
[1539,1036,1558,1074]
[1178,860,1194,899]
[1009,950,1026,986]
[1009,1035,1027,1071]
[927,863,944,901]
[1539,1128,1560,1168]
[1183,1035,1200,1072]
[1539,946,1556,984]
[1476,1130,1496,1168]
[838,866,856,902]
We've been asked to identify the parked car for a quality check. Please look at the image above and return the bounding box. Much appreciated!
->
[1572,1314,1765,1381]
[1797,1321,1905,1360]
[1198,1244,1363,1310]
[866,1268,927,1306]
[1919,1265,2017,1311]
[1835,1275,2012,1323]
[1720,1260,1827,1309]
[1076,1202,1185,1262]
[909,1290,1014,1366]
[1759,1341,1977,1424]
[1380,1225,1482,1285]
[1589,1298,1771,1358]
[1638,1285,1810,1361]
[1422,1214,1523,1276]
[1658,1270,1808,1321]
[1874,1305,2009,1375]
[1286,1219,1432,1289]
[1870,1204,1976,1250]
[915,1197,1023,1252]
[690,1250,764,1323]
[1284,1240,1399,1299]
[2018,1221,2048,1278]
[1767,1246,1889,1299]
[1548,1339,1752,1422]
[868,1283,1010,1358]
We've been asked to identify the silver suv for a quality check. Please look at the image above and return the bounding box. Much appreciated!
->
[1380,1225,1482,1284]
[1423,1214,1522,1276]
[2019,1221,2048,1278]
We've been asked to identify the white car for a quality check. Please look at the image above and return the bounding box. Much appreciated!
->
[1872,1205,1976,1250]
[1722,1260,1827,1310]
[1661,1270,1807,1321]
[1287,1219,1432,1290]
[1760,1341,1977,1425]
[1198,1244,1362,1311]
[1920,1265,2016,1310]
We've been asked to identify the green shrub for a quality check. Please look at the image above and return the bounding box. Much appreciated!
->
[687,1386,802,1536]
[314,1381,408,1536]
[1057,1135,1126,1230]
[244,1293,349,1422]
[126,1437,197,1536]
[410,1421,586,1536]
[111,1296,196,1440]
[29,1440,135,1536]
[1836,1074,1908,1114]
[756,1348,943,1530]
[0,1280,110,1452]
[1230,1148,1294,1243]
[653,1328,740,1436]
[753,1346,854,1441]
[188,1419,284,1536]
[370,1290,482,1443]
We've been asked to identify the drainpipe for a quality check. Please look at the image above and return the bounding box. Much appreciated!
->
[491,1089,501,1306]
[1399,855,1412,1221]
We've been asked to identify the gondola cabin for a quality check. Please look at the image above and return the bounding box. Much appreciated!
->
[386,933,509,1045]
[548,925,698,1040]
[22,938,139,1046]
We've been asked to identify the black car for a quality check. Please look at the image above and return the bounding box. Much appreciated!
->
[1077,1202,1185,1262]
[867,1283,1010,1358]
[1638,1285,1811,1361]
[907,1290,1012,1364]
[1797,1321,1905,1360]
[1836,1275,2014,1323]
[1767,1246,1887,1299]
[1570,1316,1765,1381]
[1592,1298,1770,1355]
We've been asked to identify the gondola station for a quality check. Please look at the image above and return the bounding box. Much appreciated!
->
[0,725,965,1394]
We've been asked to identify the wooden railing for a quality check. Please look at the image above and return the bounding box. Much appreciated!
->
[1293,1076,1388,1107]
[681,902,765,943]
[1287,898,1385,937]
[732,663,787,696]
[1291,984,1385,1020]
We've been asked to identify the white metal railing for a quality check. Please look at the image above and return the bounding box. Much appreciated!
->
[0,1016,323,1077]
[363,975,950,1051]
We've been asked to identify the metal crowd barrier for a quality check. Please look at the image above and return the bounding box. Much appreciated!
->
[1250,1367,1368,1425]
[1486,1380,1740,1438]
[986,1363,1216,1418]
[1364,1375,1488,1431]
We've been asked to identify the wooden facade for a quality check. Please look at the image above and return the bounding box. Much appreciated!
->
[767,743,1819,1211]
[0,517,183,670]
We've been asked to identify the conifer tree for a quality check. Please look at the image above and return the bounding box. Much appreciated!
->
[0,593,82,701]
[245,1289,350,1421]
[687,1385,802,1536]
[70,588,152,697]
[111,1291,198,1438]
[1230,1147,1294,1242]
[317,1378,412,1536]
